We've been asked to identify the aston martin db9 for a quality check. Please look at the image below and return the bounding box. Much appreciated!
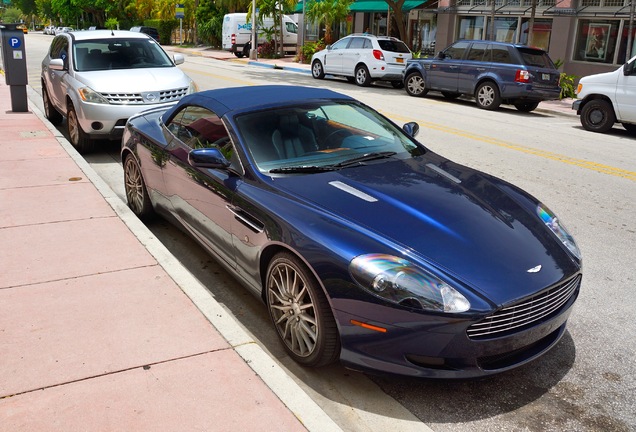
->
[121,86,582,378]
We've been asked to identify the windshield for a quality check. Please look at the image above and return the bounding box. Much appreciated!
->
[235,101,423,173]
[73,38,173,72]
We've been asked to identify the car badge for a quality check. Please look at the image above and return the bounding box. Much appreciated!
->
[527,265,542,273]
[144,92,158,102]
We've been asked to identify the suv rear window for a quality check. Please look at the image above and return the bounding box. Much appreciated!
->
[378,40,410,53]
[518,48,555,68]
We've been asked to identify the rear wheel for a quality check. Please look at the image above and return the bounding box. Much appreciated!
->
[67,103,95,153]
[580,99,616,133]
[123,154,155,220]
[405,72,428,97]
[42,86,62,125]
[266,252,340,367]
[514,101,540,112]
[311,60,325,79]
[475,81,502,110]
[355,65,371,87]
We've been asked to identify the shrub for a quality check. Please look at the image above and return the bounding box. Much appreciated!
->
[298,40,326,64]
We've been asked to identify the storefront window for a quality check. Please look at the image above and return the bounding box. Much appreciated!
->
[573,19,619,64]
[520,19,552,50]
[492,17,518,42]
[459,16,485,40]
[617,23,636,64]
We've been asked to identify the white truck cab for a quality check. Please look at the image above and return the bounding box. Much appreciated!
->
[222,13,298,58]
[573,55,636,133]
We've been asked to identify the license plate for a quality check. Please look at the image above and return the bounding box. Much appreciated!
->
[542,73,550,80]
[396,58,404,63]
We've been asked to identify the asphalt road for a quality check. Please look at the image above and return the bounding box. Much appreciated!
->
[24,33,636,432]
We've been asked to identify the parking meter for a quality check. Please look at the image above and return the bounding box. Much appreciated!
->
[0,23,29,112]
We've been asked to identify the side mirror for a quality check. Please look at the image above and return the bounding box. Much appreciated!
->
[48,58,65,71]
[624,61,633,76]
[188,148,231,169]
[402,122,420,138]
[326,44,332,51]
[173,53,185,65]
[436,51,445,60]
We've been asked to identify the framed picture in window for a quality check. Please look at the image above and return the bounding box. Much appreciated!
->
[585,23,611,60]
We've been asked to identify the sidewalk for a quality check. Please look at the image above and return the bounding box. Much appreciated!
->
[0,79,340,431]
[163,45,577,117]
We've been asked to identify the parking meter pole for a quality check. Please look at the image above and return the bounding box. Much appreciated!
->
[0,24,29,112]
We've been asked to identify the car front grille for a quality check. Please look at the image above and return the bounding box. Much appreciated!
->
[101,87,189,105]
[467,274,581,340]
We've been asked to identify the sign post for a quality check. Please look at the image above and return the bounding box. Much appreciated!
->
[175,4,185,45]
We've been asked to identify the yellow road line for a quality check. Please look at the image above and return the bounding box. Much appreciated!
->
[385,111,636,182]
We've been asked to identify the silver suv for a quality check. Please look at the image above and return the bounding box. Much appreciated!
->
[41,30,196,152]
[311,34,412,87]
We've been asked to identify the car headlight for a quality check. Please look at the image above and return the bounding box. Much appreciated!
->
[349,254,470,313]
[77,86,109,104]
[188,80,198,94]
[537,204,581,260]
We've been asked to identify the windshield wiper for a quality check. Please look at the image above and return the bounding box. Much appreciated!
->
[332,151,397,168]
[269,165,335,174]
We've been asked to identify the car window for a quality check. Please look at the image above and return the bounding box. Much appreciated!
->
[443,41,470,60]
[517,48,555,68]
[348,37,366,50]
[285,22,297,34]
[73,38,173,71]
[330,38,350,50]
[167,106,230,150]
[465,42,488,61]
[490,46,514,64]
[377,39,411,53]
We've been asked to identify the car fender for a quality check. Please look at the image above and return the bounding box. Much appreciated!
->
[473,73,502,94]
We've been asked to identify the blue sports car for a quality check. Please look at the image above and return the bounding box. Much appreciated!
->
[121,85,582,378]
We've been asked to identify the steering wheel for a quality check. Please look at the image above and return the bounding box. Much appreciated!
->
[323,129,352,148]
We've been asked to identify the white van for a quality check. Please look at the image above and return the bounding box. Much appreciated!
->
[222,13,298,58]
[573,54,636,133]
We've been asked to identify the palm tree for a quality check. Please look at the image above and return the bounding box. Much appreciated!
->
[306,0,352,44]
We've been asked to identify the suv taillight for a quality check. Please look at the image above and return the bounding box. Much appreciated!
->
[515,70,532,83]
[231,34,236,45]
[373,50,385,61]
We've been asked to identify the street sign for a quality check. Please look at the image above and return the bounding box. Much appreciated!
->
[175,3,185,19]
[9,37,21,49]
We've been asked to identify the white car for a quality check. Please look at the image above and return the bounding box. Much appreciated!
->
[311,34,412,87]
[41,30,196,152]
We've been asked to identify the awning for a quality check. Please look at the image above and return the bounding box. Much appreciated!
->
[294,0,426,13]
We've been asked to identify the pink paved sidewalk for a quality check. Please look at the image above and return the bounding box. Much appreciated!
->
[0,79,337,431]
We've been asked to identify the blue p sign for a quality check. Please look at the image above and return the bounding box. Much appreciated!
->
[9,37,21,49]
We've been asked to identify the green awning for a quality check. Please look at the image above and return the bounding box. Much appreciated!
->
[294,0,425,13]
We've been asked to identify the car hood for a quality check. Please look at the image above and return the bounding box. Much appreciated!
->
[273,156,579,304]
[74,67,190,92]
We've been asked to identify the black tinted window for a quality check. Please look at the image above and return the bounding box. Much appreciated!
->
[466,42,488,61]
[377,39,410,53]
[518,48,555,68]
[491,46,513,64]
[444,41,470,60]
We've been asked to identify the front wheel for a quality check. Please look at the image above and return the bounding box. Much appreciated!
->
[355,65,371,87]
[266,252,340,367]
[311,60,325,79]
[475,81,502,110]
[405,72,428,97]
[67,103,95,153]
[580,99,616,133]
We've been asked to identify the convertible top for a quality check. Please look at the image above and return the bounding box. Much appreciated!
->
[162,85,354,120]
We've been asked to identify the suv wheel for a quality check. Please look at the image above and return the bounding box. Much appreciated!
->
[67,103,95,153]
[42,86,63,125]
[405,72,428,97]
[514,102,540,112]
[580,99,616,133]
[475,81,502,110]
[312,60,325,79]
[355,65,371,87]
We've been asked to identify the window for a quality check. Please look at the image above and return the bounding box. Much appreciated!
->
[520,19,552,51]
[444,41,470,59]
[492,17,518,43]
[348,37,366,49]
[573,20,618,64]
[466,42,488,61]
[491,45,513,64]
[330,38,350,50]
[167,106,231,151]
[459,16,485,40]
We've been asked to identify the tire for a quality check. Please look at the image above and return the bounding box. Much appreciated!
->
[355,65,371,87]
[391,81,404,89]
[580,99,616,133]
[622,122,636,133]
[442,91,460,99]
[234,51,244,58]
[311,60,325,79]
[405,72,428,97]
[42,86,63,125]
[514,101,540,112]
[475,81,502,110]
[123,154,155,220]
[266,252,340,367]
[67,103,95,153]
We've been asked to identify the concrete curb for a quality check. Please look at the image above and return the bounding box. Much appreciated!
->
[25,86,342,432]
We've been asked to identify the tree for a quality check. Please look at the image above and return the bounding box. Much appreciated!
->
[384,0,408,46]
[305,0,352,44]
